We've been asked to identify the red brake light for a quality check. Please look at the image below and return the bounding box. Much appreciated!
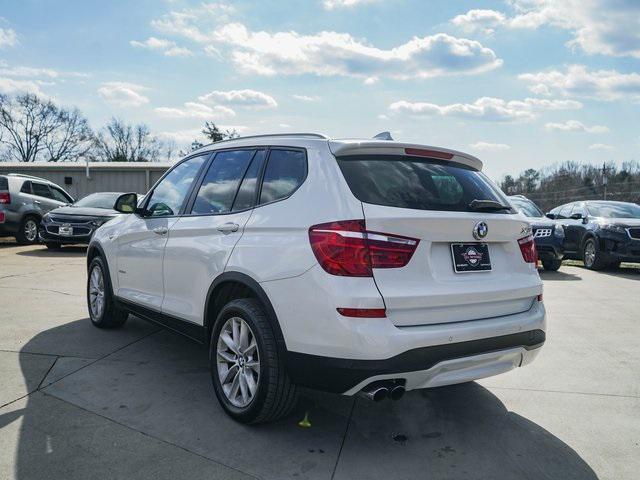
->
[404,148,453,160]
[518,235,538,263]
[337,308,386,318]
[309,220,419,277]
[0,192,10,204]
[0,211,5,223]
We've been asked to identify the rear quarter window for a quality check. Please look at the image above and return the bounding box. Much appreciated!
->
[336,155,510,213]
[0,177,8,190]
[259,149,307,205]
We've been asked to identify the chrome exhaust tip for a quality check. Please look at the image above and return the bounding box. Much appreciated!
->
[358,385,388,402]
[389,385,405,401]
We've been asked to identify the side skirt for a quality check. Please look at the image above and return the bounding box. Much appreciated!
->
[116,297,206,344]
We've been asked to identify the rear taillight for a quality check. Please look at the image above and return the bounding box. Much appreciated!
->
[0,211,5,223]
[309,220,419,277]
[0,192,10,204]
[518,235,538,263]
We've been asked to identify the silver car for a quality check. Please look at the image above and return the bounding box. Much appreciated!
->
[0,174,74,244]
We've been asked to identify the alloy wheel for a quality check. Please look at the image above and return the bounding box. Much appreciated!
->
[216,317,260,408]
[24,219,38,242]
[88,265,105,319]
[584,241,596,268]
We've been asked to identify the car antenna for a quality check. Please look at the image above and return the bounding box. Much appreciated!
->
[373,131,394,141]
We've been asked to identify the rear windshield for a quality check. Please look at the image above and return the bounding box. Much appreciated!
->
[0,176,7,190]
[336,155,513,213]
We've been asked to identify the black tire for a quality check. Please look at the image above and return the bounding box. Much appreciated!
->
[15,215,40,245]
[582,237,608,271]
[210,298,298,424]
[608,261,621,270]
[87,256,128,328]
[541,258,562,271]
[45,242,62,250]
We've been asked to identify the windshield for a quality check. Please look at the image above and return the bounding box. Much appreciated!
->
[586,202,640,219]
[337,155,514,213]
[509,197,544,218]
[73,193,120,209]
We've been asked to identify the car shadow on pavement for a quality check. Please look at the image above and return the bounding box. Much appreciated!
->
[16,246,87,258]
[539,269,582,281]
[10,318,598,480]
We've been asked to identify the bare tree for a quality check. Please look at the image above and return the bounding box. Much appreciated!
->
[94,118,161,162]
[44,107,94,162]
[0,94,64,162]
[202,121,240,143]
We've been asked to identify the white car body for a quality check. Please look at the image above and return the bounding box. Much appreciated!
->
[89,133,546,399]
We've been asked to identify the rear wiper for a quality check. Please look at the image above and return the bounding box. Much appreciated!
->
[469,199,512,211]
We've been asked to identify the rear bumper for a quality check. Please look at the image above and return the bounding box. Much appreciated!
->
[286,330,544,394]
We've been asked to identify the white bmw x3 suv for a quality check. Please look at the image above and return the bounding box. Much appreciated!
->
[87,133,546,424]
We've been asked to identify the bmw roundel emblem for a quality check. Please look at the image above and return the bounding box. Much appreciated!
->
[473,221,488,240]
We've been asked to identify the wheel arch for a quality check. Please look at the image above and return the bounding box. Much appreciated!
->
[204,272,287,350]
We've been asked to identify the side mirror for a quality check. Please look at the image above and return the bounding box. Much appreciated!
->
[569,213,583,220]
[545,213,555,220]
[114,193,138,214]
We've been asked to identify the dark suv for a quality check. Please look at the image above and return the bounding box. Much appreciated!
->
[0,174,74,244]
[547,200,640,270]
[509,195,564,271]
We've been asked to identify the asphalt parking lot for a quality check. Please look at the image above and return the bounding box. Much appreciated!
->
[0,240,638,480]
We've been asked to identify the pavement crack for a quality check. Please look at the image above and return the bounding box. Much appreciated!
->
[0,285,78,297]
[488,385,639,399]
[330,396,356,480]
[37,356,59,390]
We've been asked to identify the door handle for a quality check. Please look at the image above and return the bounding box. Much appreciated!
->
[217,222,239,234]
[34,200,41,205]
[153,226,168,235]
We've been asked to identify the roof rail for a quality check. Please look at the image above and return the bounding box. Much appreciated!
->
[5,173,48,181]
[200,132,330,149]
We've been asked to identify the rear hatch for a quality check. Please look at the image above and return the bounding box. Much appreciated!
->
[334,148,541,327]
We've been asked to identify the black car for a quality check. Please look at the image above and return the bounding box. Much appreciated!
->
[508,195,565,271]
[547,200,640,270]
[39,192,129,249]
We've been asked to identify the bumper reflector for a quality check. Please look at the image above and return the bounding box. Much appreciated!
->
[337,308,386,318]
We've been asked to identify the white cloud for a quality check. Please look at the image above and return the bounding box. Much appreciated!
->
[0,27,17,48]
[544,120,609,133]
[130,36,193,57]
[151,7,502,79]
[363,76,378,85]
[389,97,581,122]
[198,89,277,108]
[469,142,511,151]
[98,82,149,107]
[155,102,235,119]
[0,77,44,95]
[450,1,640,58]
[210,26,502,79]
[292,94,320,102]
[589,143,614,150]
[323,0,379,10]
[519,65,640,101]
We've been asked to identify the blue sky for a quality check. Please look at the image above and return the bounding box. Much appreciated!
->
[0,0,638,178]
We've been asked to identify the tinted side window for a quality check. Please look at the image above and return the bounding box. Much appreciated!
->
[232,150,267,212]
[20,181,32,194]
[0,177,8,190]
[50,186,72,203]
[259,149,306,205]
[191,150,255,215]
[146,155,207,217]
[31,183,51,198]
